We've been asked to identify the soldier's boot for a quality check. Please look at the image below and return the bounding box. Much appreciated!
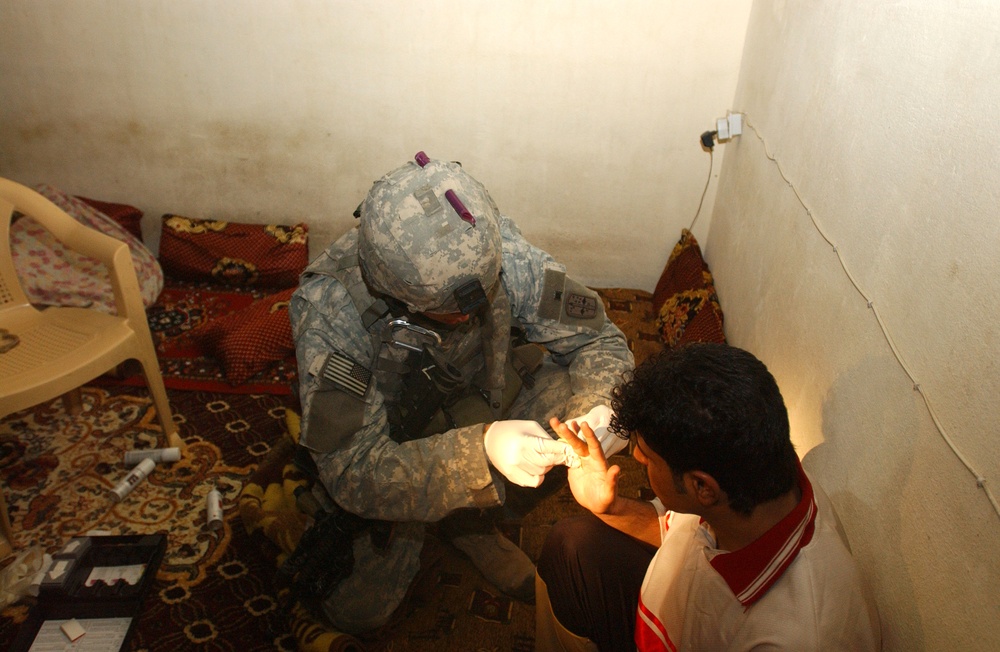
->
[438,467,569,603]
[438,508,536,603]
[448,527,535,603]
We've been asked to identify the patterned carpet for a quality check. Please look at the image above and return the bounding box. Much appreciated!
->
[0,387,299,651]
[0,287,660,651]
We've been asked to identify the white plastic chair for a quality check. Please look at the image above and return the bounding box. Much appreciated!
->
[0,178,182,558]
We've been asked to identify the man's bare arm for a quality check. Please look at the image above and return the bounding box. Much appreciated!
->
[552,417,661,547]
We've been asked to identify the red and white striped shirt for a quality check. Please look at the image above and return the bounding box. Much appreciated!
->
[635,467,880,651]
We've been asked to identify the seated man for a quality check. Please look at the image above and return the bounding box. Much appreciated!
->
[537,343,881,651]
[289,153,634,634]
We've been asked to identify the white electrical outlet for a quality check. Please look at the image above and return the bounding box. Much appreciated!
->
[716,117,730,140]
[728,112,743,137]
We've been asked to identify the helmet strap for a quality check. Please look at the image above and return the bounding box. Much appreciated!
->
[480,279,512,420]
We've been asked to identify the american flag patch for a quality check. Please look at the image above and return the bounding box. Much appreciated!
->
[323,351,371,399]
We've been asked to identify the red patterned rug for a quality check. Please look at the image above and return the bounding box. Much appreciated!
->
[0,386,298,651]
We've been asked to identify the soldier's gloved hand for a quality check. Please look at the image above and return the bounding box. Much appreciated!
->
[483,420,574,488]
[566,405,627,459]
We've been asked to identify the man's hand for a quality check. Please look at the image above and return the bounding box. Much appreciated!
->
[484,420,574,488]
[565,404,628,458]
[550,417,621,515]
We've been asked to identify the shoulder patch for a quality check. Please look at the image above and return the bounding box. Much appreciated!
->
[322,351,372,398]
[301,350,371,453]
[538,267,606,330]
[565,292,598,319]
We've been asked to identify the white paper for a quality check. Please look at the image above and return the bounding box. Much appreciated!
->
[29,617,131,651]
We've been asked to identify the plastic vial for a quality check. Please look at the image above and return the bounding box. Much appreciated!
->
[206,487,223,531]
[111,458,155,502]
[124,447,181,467]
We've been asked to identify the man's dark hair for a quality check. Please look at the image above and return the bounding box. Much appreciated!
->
[609,342,798,515]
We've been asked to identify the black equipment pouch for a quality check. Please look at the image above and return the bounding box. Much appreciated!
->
[390,345,469,443]
[418,342,544,435]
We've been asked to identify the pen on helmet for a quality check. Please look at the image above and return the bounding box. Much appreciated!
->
[445,189,476,226]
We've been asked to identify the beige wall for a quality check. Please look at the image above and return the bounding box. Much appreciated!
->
[0,0,750,290]
[710,2,1000,650]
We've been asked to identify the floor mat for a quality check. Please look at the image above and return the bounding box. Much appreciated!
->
[0,386,299,651]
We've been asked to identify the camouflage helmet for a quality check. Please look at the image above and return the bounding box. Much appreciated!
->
[358,155,502,314]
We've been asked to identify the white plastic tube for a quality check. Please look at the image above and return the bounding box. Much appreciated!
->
[206,487,223,531]
[124,448,181,467]
[111,458,155,502]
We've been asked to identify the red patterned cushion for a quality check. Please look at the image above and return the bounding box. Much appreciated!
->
[651,229,725,348]
[159,214,308,288]
[76,196,145,242]
[195,287,296,384]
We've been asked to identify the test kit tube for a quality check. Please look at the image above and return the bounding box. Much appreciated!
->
[111,458,155,502]
[124,447,181,467]
[206,487,223,531]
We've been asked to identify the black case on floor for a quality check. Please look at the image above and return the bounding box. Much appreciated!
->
[10,534,166,652]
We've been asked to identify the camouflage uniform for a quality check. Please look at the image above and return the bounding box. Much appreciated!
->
[289,157,634,633]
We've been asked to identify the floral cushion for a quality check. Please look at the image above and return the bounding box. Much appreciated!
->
[158,214,308,288]
[651,229,725,348]
[11,185,164,313]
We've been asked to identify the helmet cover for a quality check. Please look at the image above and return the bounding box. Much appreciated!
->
[358,156,502,313]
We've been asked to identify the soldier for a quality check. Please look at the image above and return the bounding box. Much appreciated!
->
[289,153,634,634]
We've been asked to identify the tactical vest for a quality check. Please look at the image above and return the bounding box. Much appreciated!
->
[304,248,540,443]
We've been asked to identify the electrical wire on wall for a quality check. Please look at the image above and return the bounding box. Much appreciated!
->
[689,131,717,232]
[737,114,1000,519]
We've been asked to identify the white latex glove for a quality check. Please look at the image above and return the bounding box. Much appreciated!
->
[566,405,627,462]
[484,420,574,488]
